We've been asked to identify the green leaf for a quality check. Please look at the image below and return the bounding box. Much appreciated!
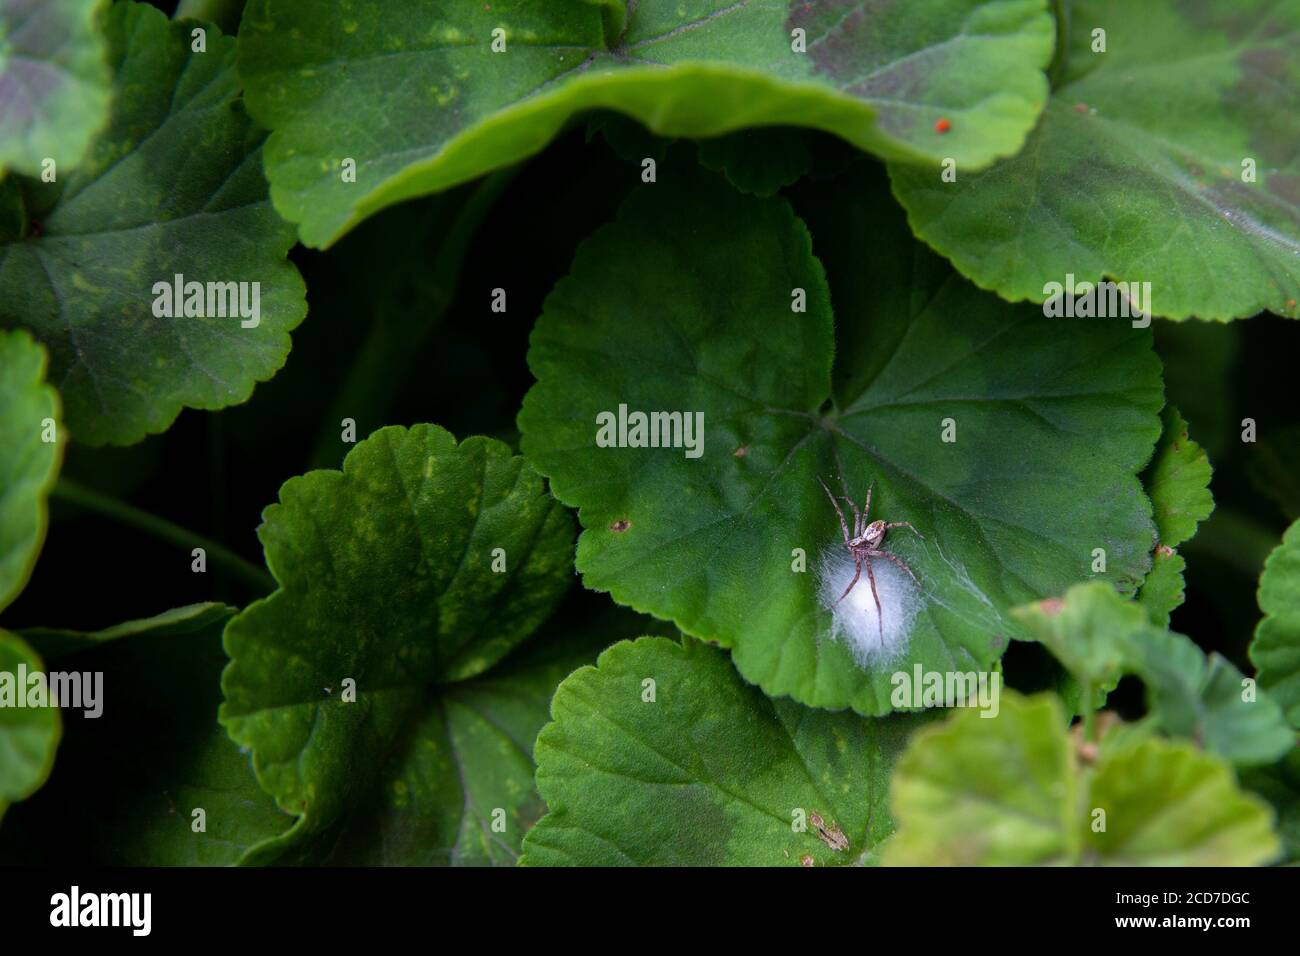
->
[696,128,815,198]
[589,120,853,198]
[1241,746,1300,863]
[1011,584,1147,688]
[1137,546,1187,628]
[885,692,1075,865]
[0,0,111,176]
[519,168,1162,715]
[586,110,671,165]
[698,128,861,198]
[0,630,60,823]
[239,0,1054,246]
[890,0,1300,320]
[3,594,644,864]
[220,424,578,864]
[523,636,932,866]
[0,604,293,864]
[1252,519,1300,730]
[0,1,306,446]
[239,616,630,865]
[404,594,672,867]
[173,0,246,35]
[1124,626,1293,767]
[0,329,62,825]
[0,329,61,613]
[884,690,1280,865]
[1086,736,1280,865]
[1137,405,1214,624]
[1017,582,1293,765]
[1145,407,1214,548]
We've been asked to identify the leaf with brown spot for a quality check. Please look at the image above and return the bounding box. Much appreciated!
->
[891,0,1300,320]
[239,0,1054,246]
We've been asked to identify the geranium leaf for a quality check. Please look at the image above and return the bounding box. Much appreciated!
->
[1137,547,1187,628]
[0,631,59,823]
[0,0,111,176]
[586,110,671,165]
[0,1,306,446]
[1086,736,1280,865]
[890,0,1300,320]
[0,329,61,825]
[696,127,860,198]
[519,168,1163,715]
[1251,519,1300,730]
[884,692,1075,865]
[1137,406,1213,624]
[1145,407,1214,549]
[420,597,675,867]
[590,120,854,197]
[1242,746,1300,863]
[1125,627,1293,767]
[0,329,61,613]
[238,0,1054,246]
[696,128,815,198]
[523,636,932,866]
[220,424,578,864]
[1011,584,1147,688]
[885,690,1280,865]
[1017,582,1293,765]
[0,604,293,864]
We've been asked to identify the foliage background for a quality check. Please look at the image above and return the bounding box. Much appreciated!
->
[1,0,1297,865]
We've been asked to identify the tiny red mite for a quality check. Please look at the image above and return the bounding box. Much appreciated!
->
[934,118,951,133]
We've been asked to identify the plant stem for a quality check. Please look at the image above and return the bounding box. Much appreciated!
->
[173,0,245,33]
[52,478,273,594]
[1081,681,1097,742]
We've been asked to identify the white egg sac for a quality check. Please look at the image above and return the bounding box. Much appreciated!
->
[818,544,922,668]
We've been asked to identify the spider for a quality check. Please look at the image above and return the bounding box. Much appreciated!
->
[818,475,923,641]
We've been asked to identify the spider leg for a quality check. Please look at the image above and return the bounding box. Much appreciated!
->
[864,554,884,644]
[836,551,862,604]
[818,476,853,546]
[839,496,862,538]
[885,521,924,540]
[862,480,876,522]
[875,549,921,586]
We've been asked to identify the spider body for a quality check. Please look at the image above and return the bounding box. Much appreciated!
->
[818,476,923,644]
